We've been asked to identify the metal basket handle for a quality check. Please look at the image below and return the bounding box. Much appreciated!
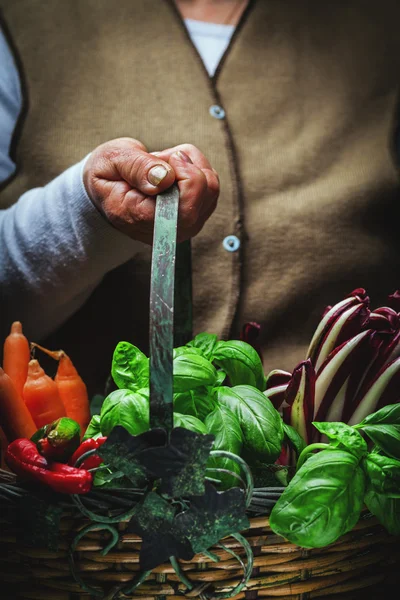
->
[149,185,192,432]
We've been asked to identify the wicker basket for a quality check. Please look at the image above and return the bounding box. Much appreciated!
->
[1,502,400,600]
[1,187,400,599]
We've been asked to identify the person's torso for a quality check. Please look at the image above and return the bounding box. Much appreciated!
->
[1,0,400,396]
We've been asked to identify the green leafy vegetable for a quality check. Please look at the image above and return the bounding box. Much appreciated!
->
[93,468,127,488]
[283,423,306,458]
[357,423,400,460]
[173,387,216,421]
[269,448,366,548]
[173,354,217,392]
[174,413,207,434]
[205,404,242,488]
[111,341,149,391]
[312,421,368,459]
[357,403,400,426]
[186,332,218,360]
[173,346,203,359]
[100,389,149,437]
[216,385,284,462]
[364,491,400,535]
[213,340,266,391]
[362,453,400,497]
[82,415,101,441]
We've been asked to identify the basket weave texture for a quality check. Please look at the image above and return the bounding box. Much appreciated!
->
[1,508,400,600]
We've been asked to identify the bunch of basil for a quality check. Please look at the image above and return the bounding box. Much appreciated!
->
[269,403,400,547]
[85,333,299,487]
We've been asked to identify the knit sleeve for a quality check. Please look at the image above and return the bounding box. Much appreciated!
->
[0,158,142,341]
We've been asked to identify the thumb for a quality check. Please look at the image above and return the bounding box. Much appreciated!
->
[102,139,176,195]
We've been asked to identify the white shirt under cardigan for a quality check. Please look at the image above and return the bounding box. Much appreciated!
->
[0,19,234,341]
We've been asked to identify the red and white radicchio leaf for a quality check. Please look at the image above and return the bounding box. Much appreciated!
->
[306,290,369,368]
[263,369,291,410]
[369,307,399,331]
[313,302,370,372]
[284,359,315,444]
[313,329,377,423]
[347,356,400,425]
[265,369,291,389]
[264,383,289,411]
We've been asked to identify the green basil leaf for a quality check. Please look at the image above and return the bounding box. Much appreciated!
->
[216,385,284,462]
[173,413,208,434]
[173,346,203,359]
[111,341,149,391]
[215,370,226,386]
[205,405,242,489]
[312,421,368,459]
[100,389,149,437]
[205,405,242,454]
[213,340,266,391]
[269,449,365,548]
[362,453,400,497]
[364,490,400,535]
[357,403,400,426]
[360,424,400,460]
[173,392,193,415]
[173,354,217,392]
[187,333,218,360]
[283,423,306,458]
[93,468,127,488]
[82,415,101,441]
[173,387,216,421]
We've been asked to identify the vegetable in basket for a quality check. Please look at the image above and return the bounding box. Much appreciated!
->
[277,289,400,448]
[31,343,91,435]
[269,404,400,547]
[31,417,81,462]
[5,438,92,494]
[0,366,36,442]
[87,338,286,490]
[69,436,107,470]
[3,321,30,399]
[23,358,66,428]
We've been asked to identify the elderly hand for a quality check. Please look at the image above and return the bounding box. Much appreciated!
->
[83,138,219,244]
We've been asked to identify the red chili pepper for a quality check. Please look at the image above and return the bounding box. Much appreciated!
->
[6,437,49,469]
[5,438,92,495]
[69,436,107,470]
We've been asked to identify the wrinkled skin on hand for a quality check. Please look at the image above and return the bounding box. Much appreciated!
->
[83,138,219,244]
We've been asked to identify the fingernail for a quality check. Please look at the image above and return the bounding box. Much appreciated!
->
[148,165,168,186]
[175,150,193,164]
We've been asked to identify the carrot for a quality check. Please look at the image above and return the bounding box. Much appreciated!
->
[23,359,66,429]
[3,321,30,399]
[31,344,90,436]
[0,367,36,441]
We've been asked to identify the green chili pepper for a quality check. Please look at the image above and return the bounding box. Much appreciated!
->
[31,417,81,462]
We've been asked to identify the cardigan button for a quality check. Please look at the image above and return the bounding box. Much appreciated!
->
[223,235,240,252]
[209,105,226,119]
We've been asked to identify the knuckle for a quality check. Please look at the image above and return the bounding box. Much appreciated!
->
[178,143,197,155]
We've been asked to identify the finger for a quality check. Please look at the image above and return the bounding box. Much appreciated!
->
[97,139,176,195]
[167,152,218,242]
[152,143,215,172]
[154,146,219,200]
